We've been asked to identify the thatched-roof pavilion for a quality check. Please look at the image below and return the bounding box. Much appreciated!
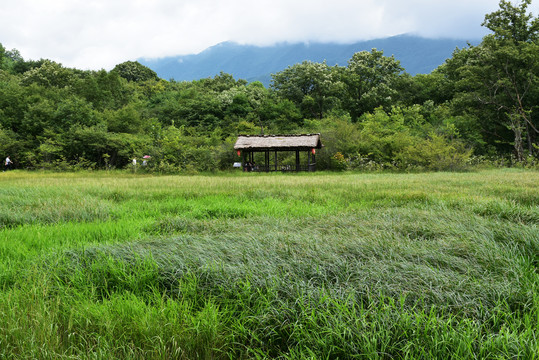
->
[234,134,323,172]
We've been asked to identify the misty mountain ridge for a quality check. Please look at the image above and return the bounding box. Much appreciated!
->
[139,35,478,85]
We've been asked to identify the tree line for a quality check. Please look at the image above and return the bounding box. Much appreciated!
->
[0,0,538,172]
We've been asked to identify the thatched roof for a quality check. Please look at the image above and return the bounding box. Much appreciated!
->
[234,134,323,151]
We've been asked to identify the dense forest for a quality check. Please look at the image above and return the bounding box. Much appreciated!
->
[1,0,538,172]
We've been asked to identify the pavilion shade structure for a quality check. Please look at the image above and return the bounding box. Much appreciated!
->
[234,134,323,172]
[234,134,322,151]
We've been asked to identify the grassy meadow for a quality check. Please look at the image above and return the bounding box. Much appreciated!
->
[0,169,537,359]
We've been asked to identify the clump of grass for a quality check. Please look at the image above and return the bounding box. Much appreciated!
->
[0,187,113,229]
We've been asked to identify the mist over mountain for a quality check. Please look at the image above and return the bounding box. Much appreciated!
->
[139,35,478,85]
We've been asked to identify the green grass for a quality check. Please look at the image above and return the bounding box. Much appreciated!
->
[0,169,537,359]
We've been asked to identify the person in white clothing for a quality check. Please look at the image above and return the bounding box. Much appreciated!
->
[4,156,12,171]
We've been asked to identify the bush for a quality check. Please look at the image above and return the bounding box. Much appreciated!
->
[396,133,472,171]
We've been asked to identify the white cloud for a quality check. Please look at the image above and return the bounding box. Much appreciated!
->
[1,0,538,70]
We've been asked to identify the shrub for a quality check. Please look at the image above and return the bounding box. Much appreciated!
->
[396,133,472,171]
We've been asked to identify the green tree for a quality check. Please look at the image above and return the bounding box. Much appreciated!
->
[12,58,47,75]
[455,0,539,160]
[73,69,132,111]
[396,70,456,107]
[0,72,26,132]
[112,61,159,82]
[483,0,539,42]
[343,49,404,121]
[357,107,415,163]
[104,103,146,134]
[0,46,25,73]
[271,61,342,119]
[0,43,5,70]
[259,97,302,132]
[199,72,247,92]
[20,60,76,88]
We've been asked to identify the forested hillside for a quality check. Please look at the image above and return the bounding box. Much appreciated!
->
[0,0,538,172]
[139,35,478,85]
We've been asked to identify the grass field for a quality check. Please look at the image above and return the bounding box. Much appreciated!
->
[0,169,537,359]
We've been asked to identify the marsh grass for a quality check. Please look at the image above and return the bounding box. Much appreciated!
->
[0,169,537,358]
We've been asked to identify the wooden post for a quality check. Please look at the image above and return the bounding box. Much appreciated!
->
[296,150,300,172]
[274,151,277,171]
[265,151,269,172]
[308,151,311,172]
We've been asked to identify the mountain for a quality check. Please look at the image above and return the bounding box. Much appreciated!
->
[139,35,478,85]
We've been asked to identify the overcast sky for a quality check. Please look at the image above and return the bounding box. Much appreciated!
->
[1,0,538,70]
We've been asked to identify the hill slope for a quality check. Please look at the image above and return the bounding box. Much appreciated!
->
[139,35,477,85]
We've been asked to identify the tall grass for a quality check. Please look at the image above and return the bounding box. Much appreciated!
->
[0,169,537,358]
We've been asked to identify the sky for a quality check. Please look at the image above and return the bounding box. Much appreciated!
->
[1,0,538,70]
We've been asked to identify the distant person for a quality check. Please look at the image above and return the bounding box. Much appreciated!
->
[4,156,12,171]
